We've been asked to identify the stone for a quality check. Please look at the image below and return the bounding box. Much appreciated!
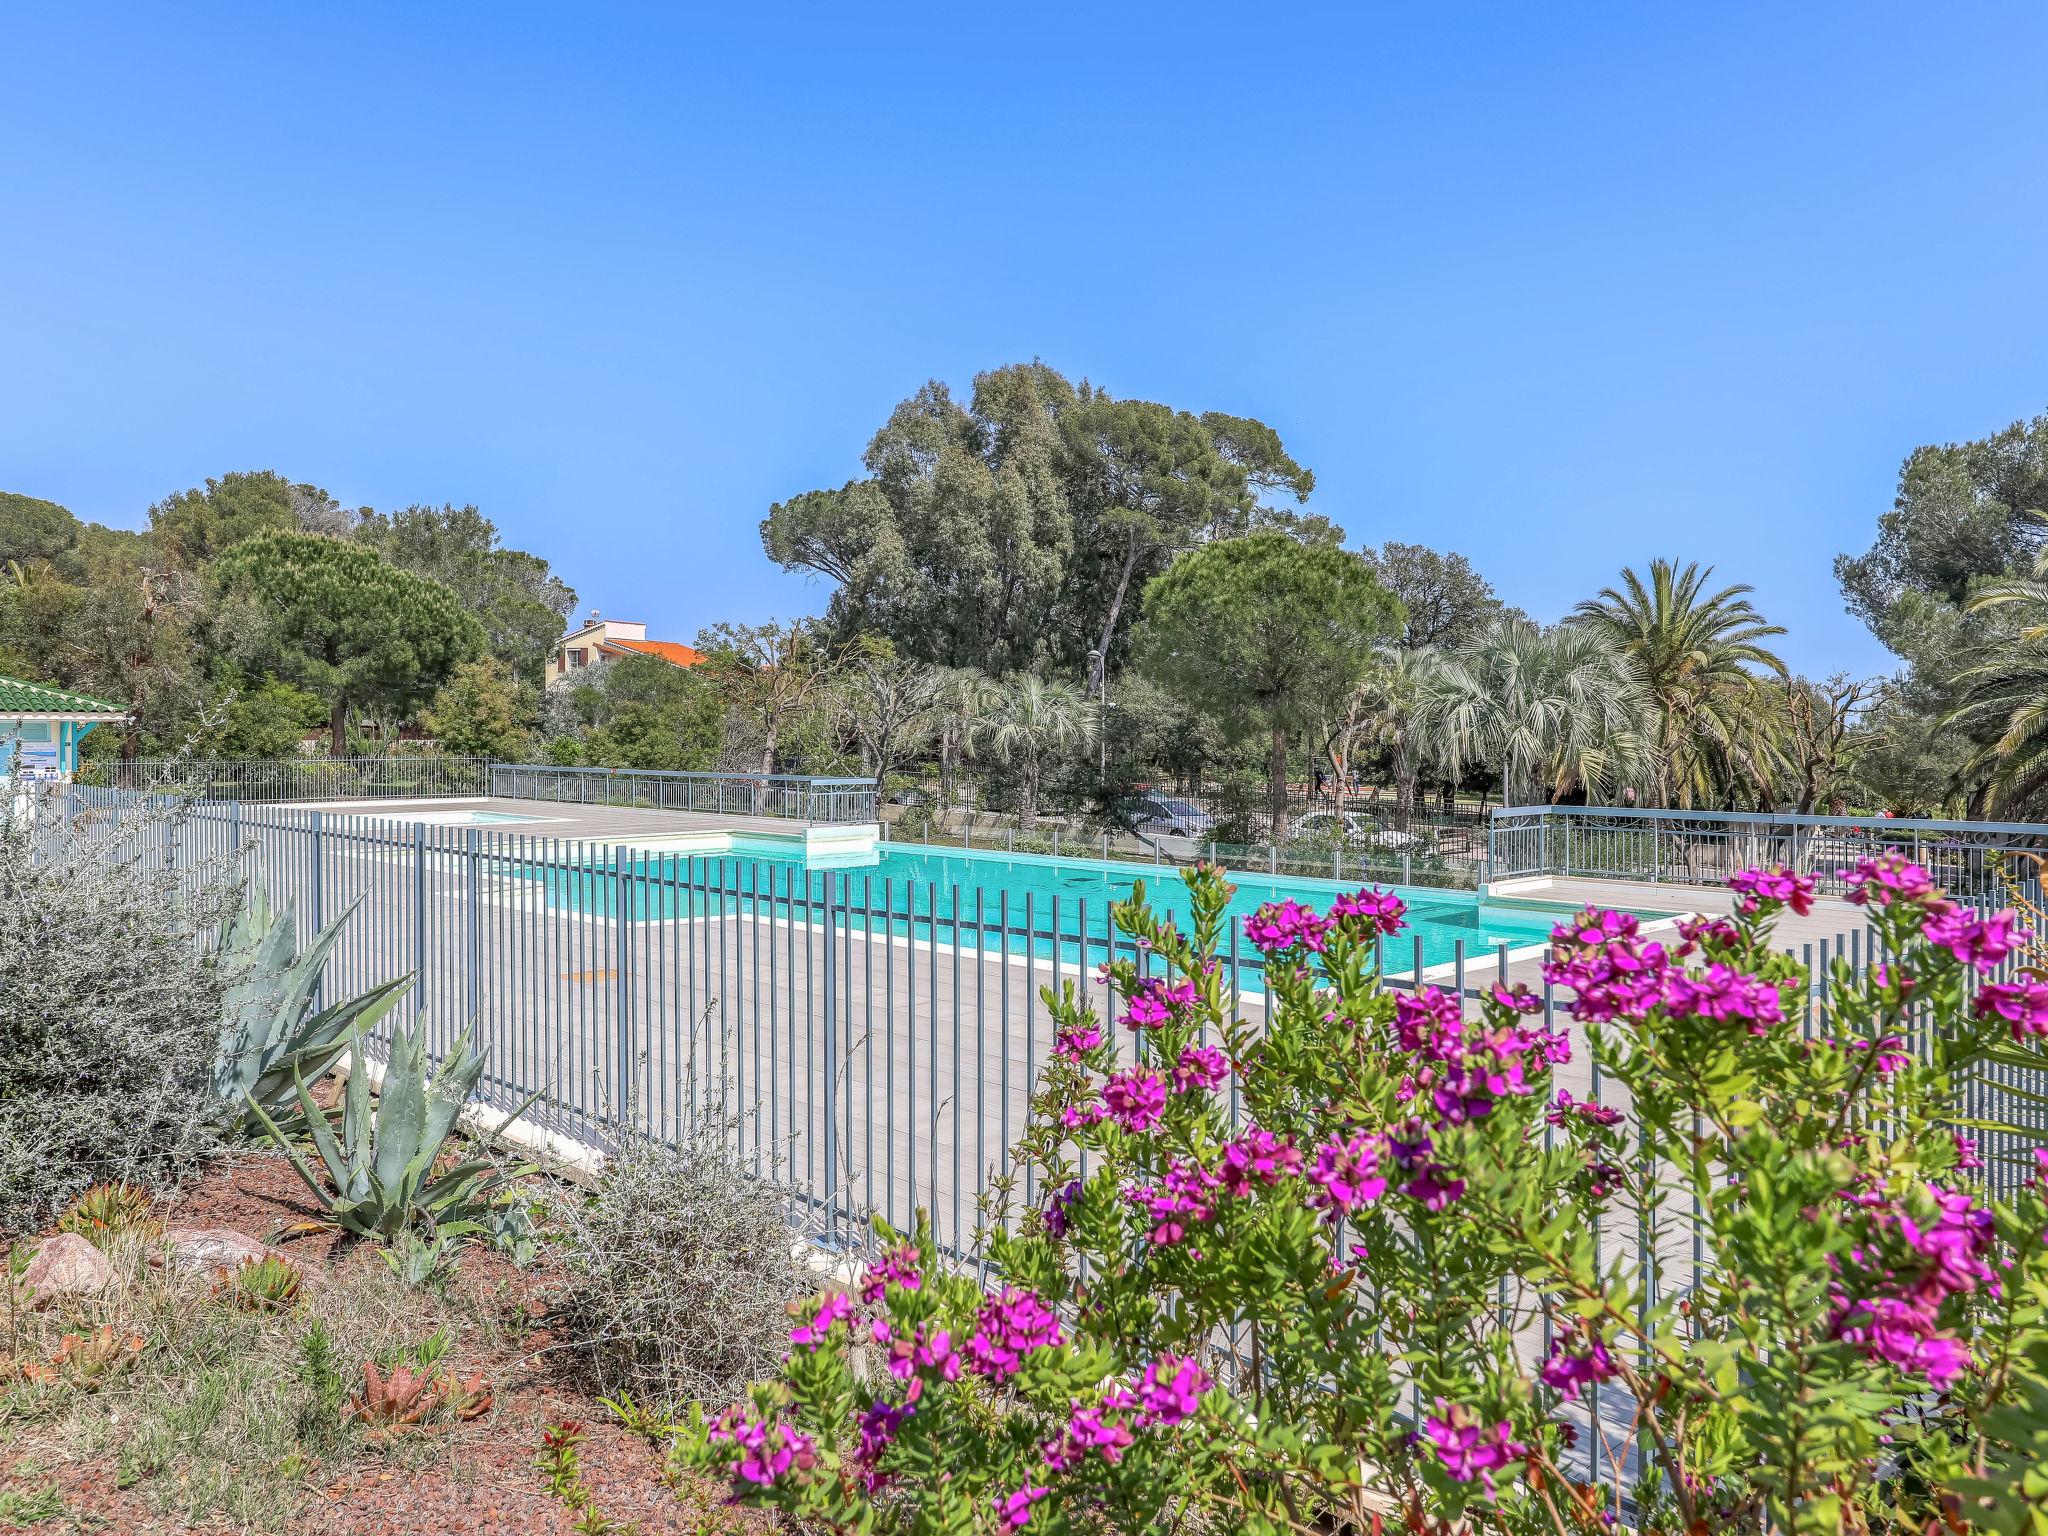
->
[20,1232,115,1308]
[155,1227,283,1278]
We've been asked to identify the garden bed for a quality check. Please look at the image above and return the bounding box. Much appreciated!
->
[0,1151,774,1536]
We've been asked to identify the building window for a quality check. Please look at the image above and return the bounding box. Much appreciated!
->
[568,648,587,668]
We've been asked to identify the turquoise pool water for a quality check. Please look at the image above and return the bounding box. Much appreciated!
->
[529,840,1581,979]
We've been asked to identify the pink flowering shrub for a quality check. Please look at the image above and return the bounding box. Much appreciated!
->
[684,858,2048,1534]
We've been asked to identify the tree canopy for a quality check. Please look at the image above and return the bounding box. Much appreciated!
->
[355,503,576,681]
[209,530,484,755]
[1140,533,1399,838]
[761,362,1323,682]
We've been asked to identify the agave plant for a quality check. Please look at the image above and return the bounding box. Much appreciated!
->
[49,1325,144,1387]
[346,1359,492,1443]
[56,1182,157,1246]
[248,1018,539,1242]
[214,888,415,1133]
[218,1254,305,1312]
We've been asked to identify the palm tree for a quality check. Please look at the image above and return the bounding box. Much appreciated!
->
[1336,644,1443,832]
[970,674,1093,822]
[1944,549,2048,813]
[1571,560,1788,808]
[1417,620,1654,807]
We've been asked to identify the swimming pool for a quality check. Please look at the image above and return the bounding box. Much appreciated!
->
[524,839,1591,979]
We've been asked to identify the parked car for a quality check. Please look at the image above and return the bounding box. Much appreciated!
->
[1119,794,1216,840]
[1291,808,1427,851]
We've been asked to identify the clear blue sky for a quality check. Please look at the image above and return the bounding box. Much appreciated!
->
[4,3,2044,677]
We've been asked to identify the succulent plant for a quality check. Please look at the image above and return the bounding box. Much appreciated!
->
[48,1325,144,1387]
[346,1359,492,1443]
[56,1182,158,1246]
[214,888,415,1133]
[218,1253,305,1311]
[248,1017,539,1242]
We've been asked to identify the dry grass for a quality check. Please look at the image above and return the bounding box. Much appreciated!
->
[0,1230,530,1532]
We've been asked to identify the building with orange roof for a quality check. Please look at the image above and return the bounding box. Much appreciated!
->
[546,611,704,686]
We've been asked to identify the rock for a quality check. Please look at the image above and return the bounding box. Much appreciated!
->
[155,1227,284,1278]
[20,1233,115,1308]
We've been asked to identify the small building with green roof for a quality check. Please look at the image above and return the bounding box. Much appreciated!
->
[0,674,128,779]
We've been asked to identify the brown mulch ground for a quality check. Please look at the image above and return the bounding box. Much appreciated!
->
[0,1154,778,1536]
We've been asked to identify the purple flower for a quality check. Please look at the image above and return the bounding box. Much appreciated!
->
[1843,850,1941,910]
[1976,979,2048,1040]
[1244,899,1332,954]
[1538,1329,1618,1400]
[788,1290,854,1348]
[1042,1391,1136,1470]
[1170,1044,1229,1093]
[1102,1070,1168,1132]
[1546,1089,1623,1129]
[854,1397,913,1489]
[1421,1401,1527,1491]
[1308,1129,1389,1217]
[1121,975,1200,1031]
[1488,982,1544,1016]
[1126,1159,1222,1245]
[859,1244,921,1305]
[1053,1024,1103,1061]
[1728,865,1816,917]
[992,1484,1049,1530]
[1330,885,1408,938]
[1831,1293,1972,1389]
[708,1405,817,1488]
[966,1287,1063,1380]
[1134,1354,1209,1427]
[1042,1178,1083,1238]
[1921,907,2026,972]
[884,1323,960,1383]
[1217,1126,1302,1194]
[1394,986,1464,1058]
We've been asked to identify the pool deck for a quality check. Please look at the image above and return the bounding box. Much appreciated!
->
[286,794,848,844]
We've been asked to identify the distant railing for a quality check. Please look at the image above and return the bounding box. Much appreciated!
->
[1488,804,2048,907]
[490,764,879,824]
[80,754,489,802]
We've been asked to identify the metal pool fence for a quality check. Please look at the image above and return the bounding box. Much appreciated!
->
[81,753,490,801]
[43,785,2048,1527]
[1488,804,2048,908]
[490,763,879,824]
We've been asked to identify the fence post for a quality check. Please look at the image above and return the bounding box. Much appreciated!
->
[821,870,840,1248]
[1539,813,1549,874]
[465,830,481,1027]
[413,823,428,1037]
[230,798,242,855]
[309,812,325,980]
[614,846,633,1129]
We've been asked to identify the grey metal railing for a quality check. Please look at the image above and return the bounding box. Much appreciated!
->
[490,763,878,824]
[80,754,489,802]
[46,783,2048,1529]
[1488,804,2048,908]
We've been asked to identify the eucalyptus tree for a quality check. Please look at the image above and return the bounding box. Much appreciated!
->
[1417,620,1654,807]
[969,673,1093,822]
[1571,559,1788,807]
[759,362,1320,683]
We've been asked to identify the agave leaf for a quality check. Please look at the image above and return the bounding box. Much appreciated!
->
[373,1033,430,1197]
[245,1076,341,1224]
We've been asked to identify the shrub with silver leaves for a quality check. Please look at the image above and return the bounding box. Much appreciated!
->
[0,788,237,1232]
[546,1121,814,1411]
